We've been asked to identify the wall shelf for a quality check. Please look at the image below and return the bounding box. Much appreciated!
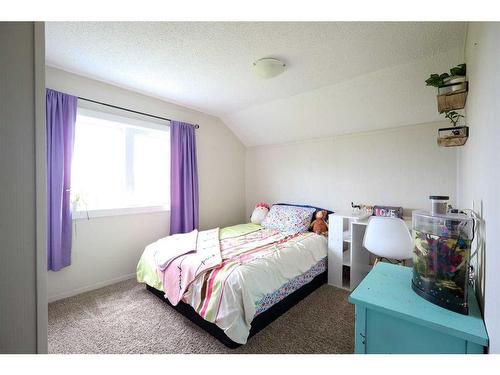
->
[437,91,467,113]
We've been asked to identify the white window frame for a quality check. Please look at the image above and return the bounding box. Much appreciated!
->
[72,107,170,220]
[72,205,169,220]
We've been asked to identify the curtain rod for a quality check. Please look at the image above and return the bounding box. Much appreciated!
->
[77,96,200,129]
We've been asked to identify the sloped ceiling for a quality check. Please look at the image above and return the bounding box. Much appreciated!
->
[45,22,466,146]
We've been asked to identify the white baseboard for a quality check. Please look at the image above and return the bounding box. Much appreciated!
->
[48,273,137,303]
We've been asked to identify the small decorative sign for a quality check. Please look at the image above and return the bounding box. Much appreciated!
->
[373,205,403,218]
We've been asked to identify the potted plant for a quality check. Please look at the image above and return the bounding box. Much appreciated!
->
[444,111,464,127]
[71,192,90,220]
[437,110,468,147]
[425,64,468,113]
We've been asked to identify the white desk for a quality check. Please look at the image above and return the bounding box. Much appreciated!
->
[327,212,412,290]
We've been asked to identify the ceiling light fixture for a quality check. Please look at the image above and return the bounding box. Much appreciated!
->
[252,58,287,79]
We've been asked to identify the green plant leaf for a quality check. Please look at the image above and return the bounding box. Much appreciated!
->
[450,63,466,76]
[444,110,465,126]
[425,73,451,87]
[426,64,466,88]
[425,74,443,87]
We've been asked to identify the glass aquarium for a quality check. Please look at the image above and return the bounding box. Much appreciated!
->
[412,211,473,314]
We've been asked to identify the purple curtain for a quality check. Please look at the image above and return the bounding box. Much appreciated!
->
[170,121,199,234]
[46,89,78,271]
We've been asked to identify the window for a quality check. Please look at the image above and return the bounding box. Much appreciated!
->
[71,108,170,218]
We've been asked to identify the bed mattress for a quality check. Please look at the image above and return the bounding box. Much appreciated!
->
[137,223,327,344]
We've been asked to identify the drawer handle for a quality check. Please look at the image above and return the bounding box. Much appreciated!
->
[359,332,366,345]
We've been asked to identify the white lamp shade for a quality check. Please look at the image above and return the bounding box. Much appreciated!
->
[252,58,286,79]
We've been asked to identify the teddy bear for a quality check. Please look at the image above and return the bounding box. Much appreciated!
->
[309,210,328,235]
[250,203,270,224]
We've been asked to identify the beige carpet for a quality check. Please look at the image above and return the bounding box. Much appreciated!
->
[48,279,354,354]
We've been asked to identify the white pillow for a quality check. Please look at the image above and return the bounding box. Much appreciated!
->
[251,205,269,224]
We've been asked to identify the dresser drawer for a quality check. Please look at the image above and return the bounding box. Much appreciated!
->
[361,308,481,353]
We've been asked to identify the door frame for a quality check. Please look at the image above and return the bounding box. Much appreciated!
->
[34,21,48,354]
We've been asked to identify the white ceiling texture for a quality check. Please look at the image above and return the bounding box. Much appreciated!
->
[46,22,466,146]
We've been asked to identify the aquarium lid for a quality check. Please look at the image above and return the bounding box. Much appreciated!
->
[412,210,472,221]
[412,210,474,239]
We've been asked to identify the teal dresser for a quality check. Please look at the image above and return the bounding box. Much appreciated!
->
[348,263,488,354]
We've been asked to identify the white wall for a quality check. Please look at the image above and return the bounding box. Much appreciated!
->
[246,122,457,217]
[0,22,45,353]
[459,23,500,353]
[224,47,463,146]
[46,66,246,301]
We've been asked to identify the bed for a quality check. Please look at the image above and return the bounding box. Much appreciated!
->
[136,206,329,348]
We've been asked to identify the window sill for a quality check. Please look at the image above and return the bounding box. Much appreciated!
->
[72,205,170,220]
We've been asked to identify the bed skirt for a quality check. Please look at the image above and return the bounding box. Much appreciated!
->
[146,270,327,348]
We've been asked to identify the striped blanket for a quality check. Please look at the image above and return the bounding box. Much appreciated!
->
[139,224,327,344]
[188,229,296,322]
[158,228,222,306]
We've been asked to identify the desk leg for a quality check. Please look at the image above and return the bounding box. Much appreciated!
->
[328,215,344,288]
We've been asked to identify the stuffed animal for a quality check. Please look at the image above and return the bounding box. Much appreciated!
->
[309,210,329,235]
[251,203,270,224]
